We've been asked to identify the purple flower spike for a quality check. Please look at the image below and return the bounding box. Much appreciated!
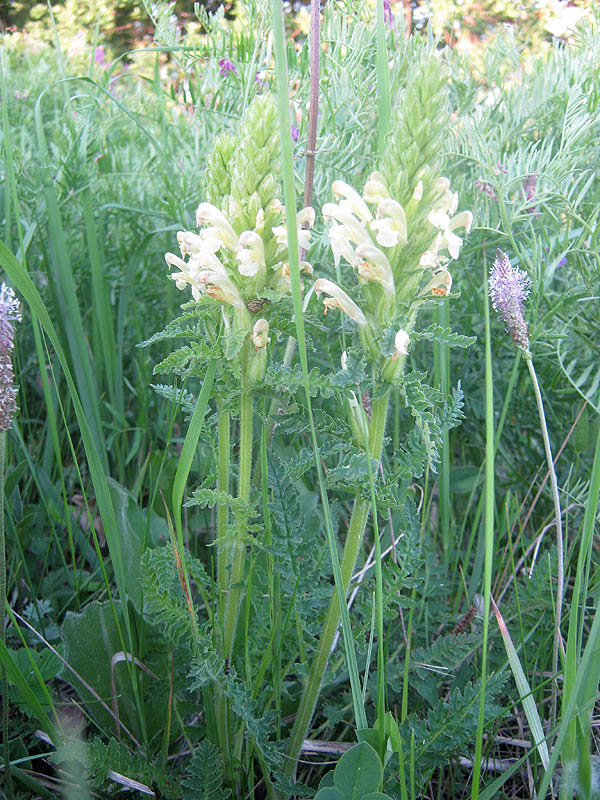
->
[219,58,238,77]
[489,249,531,351]
[291,124,299,142]
[0,283,21,431]
[383,0,393,26]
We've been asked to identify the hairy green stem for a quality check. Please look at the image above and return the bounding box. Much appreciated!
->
[223,389,253,659]
[285,391,389,774]
[525,354,564,731]
[216,405,231,604]
[1,432,14,800]
[215,404,231,765]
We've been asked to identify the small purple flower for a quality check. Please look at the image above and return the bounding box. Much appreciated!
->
[475,178,497,202]
[523,174,536,201]
[0,284,21,432]
[523,174,540,216]
[94,46,106,69]
[489,249,531,351]
[219,58,238,77]
[291,124,299,142]
[383,0,393,26]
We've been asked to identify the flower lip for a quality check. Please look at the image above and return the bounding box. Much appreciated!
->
[237,230,266,277]
[355,244,395,292]
[371,198,408,248]
[314,278,367,326]
[363,178,389,205]
[250,318,270,350]
[332,181,373,222]
[392,329,410,358]
[195,202,239,251]
[322,203,372,246]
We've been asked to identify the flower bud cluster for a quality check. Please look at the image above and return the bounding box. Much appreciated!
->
[312,60,472,392]
[316,171,471,330]
[164,95,315,381]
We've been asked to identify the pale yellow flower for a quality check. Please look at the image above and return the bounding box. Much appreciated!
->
[329,223,359,268]
[177,230,221,257]
[322,203,372,247]
[421,269,453,297]
[195,202,239,251]
[237,231,266,277]
[355,244,395,292]
[197,269,245,309]
[370,198,408,248]
[363,172,390,205]
[272,207,315,252]
[392,329,410,358]
[314,279,367,325]
[332,180,373,222]
[427,207,473,260]
[250,318,270,350]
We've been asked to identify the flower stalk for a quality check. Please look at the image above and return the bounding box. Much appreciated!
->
[285,391,389,773]
[489,249,564,730]
[0,283,20,800]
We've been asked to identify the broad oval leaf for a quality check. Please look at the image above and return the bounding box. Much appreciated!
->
[334,741,382,799]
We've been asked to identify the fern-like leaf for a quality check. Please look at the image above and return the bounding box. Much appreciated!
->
[182,740,231,800]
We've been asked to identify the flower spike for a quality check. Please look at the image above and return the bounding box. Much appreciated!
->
[489,249,531,351]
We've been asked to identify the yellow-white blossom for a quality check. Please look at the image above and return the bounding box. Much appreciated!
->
[237,231,266,277]
[363,172,390,205]
[421,269,452,297]
[272,207,315,252]
[427,207,473,260]
[322,203,372,247]
[314,279,367,325]
[392,329,410,358]
[370,198,408,248]
[329,223,359,268]
[195,202,239,251]
[197,269,245,309]
[250,318,270,350]
[177,230,221,257]
[332,180,373,222]
[355,244,395,292]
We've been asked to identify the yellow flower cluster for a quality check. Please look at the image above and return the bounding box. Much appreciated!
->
[165,201,315,317]
[316,173,472,324]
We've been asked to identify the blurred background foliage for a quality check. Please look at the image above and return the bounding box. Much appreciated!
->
[0,0,594,57]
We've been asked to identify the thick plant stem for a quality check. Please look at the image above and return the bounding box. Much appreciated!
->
[216,406,231,601]
[285,392,389,774]
[215,405,231,765]
[1,432,14,800]
[223,389,254,659]
[525,354,564,729]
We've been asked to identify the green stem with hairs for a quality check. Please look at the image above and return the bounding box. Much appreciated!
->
[222,388,254,659]
[1,431,14,800]
[216,404,231,607]
[285,391,389,773]
[215,403,231,765]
